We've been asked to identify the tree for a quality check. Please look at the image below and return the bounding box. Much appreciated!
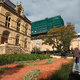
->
[32,47,40,54]
[60,32,71,52]
[39,22,76,53]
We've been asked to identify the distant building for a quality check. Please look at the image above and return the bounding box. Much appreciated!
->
[31,16,64,52]
[0,0,31,54]
[70,33,80,50]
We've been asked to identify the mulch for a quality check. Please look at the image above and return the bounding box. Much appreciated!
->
[0,58,71,80]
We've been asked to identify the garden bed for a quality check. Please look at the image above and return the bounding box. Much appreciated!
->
[0,58,71,80]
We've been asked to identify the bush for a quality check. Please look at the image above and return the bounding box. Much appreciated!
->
[46,59,74,80]
[32,47,40,54]
[0,53,51,65]
[16,64,24,67]
[23,69,41,80]
[0,67,11,73]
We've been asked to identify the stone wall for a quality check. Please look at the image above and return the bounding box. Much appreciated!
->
[5,45,21,54]
[0,43,21,54]
[0,44,5,54]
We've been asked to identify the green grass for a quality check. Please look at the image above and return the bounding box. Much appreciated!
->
[16,64,24,67]
[16,58,54,67]
[0,67,11,73]
[45,59,74,80]
[23,69,41,80]
[14,59,41,64]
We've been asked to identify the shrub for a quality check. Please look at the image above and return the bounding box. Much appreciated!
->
[46,59,74,80]
[35,59,40,62]
[0,67,11,73]
[16,64,24,67]
[0,54,51,65]
[23,69,41,80]
[32,47,40,54]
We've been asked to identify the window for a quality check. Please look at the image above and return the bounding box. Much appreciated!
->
[5,16,11,28]
[15,35,19,45]
[17,20,21,32]
[24,38,27,48]
[1,30,10,44]
[25,24,28,35]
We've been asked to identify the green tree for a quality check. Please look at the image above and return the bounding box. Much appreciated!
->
[32,47,40,54]
[60,32,71,52]
[40,22,76,53]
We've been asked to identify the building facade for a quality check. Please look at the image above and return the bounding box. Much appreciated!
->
[0,0,31,54]
[70,33,80,50]
[31,16,64,52]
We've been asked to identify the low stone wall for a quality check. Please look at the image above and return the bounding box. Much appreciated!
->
[0,43,30,54]
[0,43,21,54]
[0,44,5,54]
[5,45,21,54]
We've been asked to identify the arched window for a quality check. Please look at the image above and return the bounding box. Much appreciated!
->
[15,35,19,45]
[25,24,28,35]
[24,38,27,48]
[17,19,21,32]
[1,30,10,44]
[5,13,11,28]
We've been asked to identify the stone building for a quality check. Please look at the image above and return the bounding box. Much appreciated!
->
[70,33,80,50]
[0,0,31,54]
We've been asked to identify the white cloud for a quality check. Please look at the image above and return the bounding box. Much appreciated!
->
[11,0,80,33]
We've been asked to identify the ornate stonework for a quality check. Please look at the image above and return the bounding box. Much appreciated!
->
[0,0,31,54]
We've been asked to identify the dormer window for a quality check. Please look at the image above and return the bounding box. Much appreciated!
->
[15,2,24,16]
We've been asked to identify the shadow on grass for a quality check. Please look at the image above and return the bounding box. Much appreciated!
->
[38,59,74,80]
[0,66,23,79]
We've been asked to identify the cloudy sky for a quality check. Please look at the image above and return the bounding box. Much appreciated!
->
[11,0,80,33]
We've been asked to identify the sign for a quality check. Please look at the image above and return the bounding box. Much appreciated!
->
[36,40,41,48]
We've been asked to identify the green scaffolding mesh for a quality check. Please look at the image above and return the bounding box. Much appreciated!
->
[31,15,64,34]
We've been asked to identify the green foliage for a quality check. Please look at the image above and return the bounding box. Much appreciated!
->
[60,32,71,52]
[15,58,54,66]
[56,44,62,53]
[46,49,50,52]
[32,47,40,54]
[23,69,41,80]
[16,64,24,67]
[0,54,51,65]
[40,22,76,52]
[35,59,41,62]
[0,67,11,73]
[46,59,74,80]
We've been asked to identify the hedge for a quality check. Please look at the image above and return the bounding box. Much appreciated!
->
[0,53,51,65]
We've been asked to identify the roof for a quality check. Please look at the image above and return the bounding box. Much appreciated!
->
[0,0,31,24]
[0,0,16,9]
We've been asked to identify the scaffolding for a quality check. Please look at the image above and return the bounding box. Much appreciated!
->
[31,15,64,34]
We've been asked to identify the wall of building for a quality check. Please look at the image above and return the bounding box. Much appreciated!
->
[30,39,56,52]
[70,38,80,50]
[0,1,31,54]
[31,38,80,52]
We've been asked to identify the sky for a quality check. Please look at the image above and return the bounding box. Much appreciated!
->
[11,0,80,33]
